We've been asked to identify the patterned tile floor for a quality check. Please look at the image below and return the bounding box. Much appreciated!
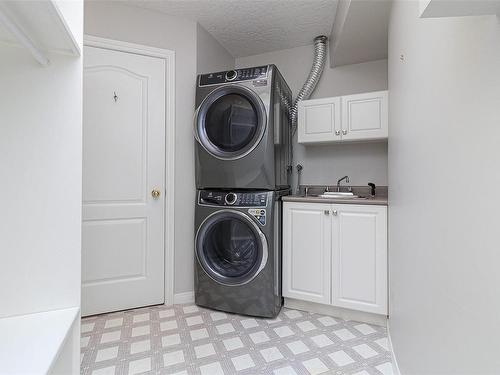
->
[81,304,394,375]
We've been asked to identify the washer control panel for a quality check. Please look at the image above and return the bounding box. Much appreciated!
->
[199,66,268,86]
[199,190,268,207]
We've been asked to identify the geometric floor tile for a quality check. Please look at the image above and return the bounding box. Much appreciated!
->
[329,350,355,367]
[81,303,393,375]
[353,343,379,359]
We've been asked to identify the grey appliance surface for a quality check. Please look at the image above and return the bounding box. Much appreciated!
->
[194,189,289,318]
[194,65,292,190]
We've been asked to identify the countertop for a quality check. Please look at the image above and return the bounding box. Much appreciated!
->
[282,185,388,206]
[282,195,388,205]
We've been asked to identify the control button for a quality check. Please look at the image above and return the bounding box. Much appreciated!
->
[260,210,265,215]
[225,193,237,205]
[225,70,238,81]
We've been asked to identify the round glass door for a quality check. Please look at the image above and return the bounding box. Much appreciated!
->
[196,211,268,285]
[195,86,267,160]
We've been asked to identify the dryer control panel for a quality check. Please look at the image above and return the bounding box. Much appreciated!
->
[199,190,269,207]
[199,65,268,86]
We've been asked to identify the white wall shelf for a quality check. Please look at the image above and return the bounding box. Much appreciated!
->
[0,0,80,66]
[0,307,80,374]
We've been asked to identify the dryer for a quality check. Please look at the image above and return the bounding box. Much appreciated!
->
[194,189,289,318]
[194,65,292,190]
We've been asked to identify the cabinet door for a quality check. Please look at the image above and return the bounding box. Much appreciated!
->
[341,91,388,141]
[283,202,332,304]
[332,205,387,314]
[298,97,341,144]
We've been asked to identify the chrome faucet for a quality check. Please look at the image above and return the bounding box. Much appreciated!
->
[337,175,350,192]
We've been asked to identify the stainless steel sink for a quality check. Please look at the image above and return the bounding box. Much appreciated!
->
[309,191,367,199]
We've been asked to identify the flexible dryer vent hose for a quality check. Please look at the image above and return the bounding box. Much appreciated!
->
[290,35,328,134]
[288,35,328,193]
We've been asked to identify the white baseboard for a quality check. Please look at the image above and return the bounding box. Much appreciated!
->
[173,291,195,304]
[284,298,387,327]
[387,320,402,375]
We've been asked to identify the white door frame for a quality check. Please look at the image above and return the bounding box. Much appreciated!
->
[83,35,176,306]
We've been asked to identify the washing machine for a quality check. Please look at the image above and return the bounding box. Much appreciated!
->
[194,65,292,190]
[194,189,289,318]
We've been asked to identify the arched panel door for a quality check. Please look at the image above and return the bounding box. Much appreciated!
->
[82,45,165,316]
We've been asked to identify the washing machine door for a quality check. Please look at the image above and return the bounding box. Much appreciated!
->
[195,85,267,160]
[196,210,268,286]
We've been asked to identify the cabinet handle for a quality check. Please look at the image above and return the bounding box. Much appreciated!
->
[324,210,330,215]
[335,130,340,136]
[342,130,347,136]
[332,210,338,216]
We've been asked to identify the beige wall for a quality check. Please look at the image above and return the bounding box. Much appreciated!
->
[388,1,500,373]
[197,24,234,74]
[237,46,388,187]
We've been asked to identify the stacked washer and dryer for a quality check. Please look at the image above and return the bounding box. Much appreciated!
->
[194,65,292,318]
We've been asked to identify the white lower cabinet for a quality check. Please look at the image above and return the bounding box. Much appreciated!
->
[332,205,387,314]
[283,202,388,315]
[282,203,331,304]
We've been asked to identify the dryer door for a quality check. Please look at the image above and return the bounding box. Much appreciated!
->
[195,85,267,160]
[196,210,268,286]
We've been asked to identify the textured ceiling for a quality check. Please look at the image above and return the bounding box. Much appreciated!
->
[125,0,338,57]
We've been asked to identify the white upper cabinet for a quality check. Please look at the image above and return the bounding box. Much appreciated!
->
[341,91,388,141]
[298,90,388,144]
[298,97,341,143]
[282,202,332,304]
[332,205,387,315]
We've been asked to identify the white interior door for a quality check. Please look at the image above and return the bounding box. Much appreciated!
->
[82,46,165,316]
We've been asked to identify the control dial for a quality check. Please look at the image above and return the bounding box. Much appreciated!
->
[225,70,238,81]
[225,193,237,205]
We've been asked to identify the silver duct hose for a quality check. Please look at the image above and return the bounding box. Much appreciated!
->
[291,35,328,134]
[288,35,328,193]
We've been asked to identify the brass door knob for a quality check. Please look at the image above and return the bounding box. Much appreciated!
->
[151,189,161,199]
